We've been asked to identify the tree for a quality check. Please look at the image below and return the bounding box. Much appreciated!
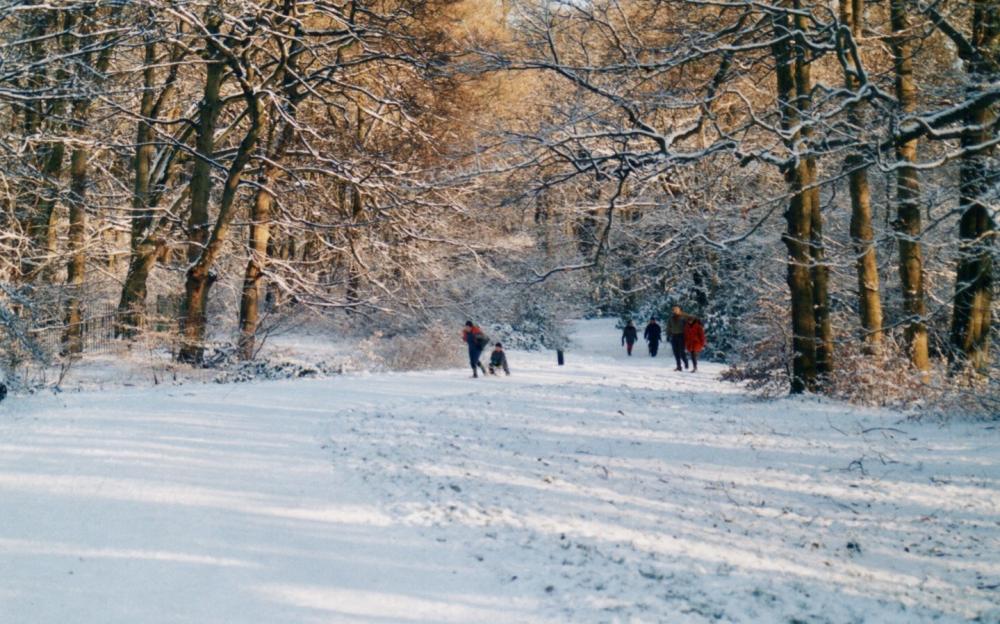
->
[177,3,263,364]
[63,7,117,354]
[889,0,931,374]
[839,0,884,353]
[935,0,999,373]
[772,7,819,392]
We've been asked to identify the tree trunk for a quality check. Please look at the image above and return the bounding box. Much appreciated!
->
[890,1,930,373]
[237,22,306,359]
[185,43,225,269]
[237,188,271,359]
[118,243,160,333]
[62,14,110,354]
[773,10,817,393]
[238,121,292,359]
[14,6,54,278]
[179,106,261,363]
[116,38,187,336]
[177,10,227,364]
[116,41,158,336]
[848,160,884,350]
[792,4,832,377]
[949,1,997,372]
[62,142,87,355]
[345,185,365,309]
[180,265,214,363]
[117,190,186,337]
[179,54,263,364]
[808,190,832,374]
[23,140,65,282]
[840,0,884,353]
[621,207,641,316]
[21,9,77,283]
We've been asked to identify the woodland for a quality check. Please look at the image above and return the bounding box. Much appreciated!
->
[0,0,996,412]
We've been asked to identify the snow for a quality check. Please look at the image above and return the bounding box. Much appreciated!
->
[1,319,998,623]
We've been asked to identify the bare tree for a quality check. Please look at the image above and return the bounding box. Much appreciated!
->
[839,0,884,353]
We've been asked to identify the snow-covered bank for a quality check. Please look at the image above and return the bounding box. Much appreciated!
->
[1,320,997,623]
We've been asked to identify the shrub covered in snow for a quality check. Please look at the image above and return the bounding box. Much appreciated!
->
[195,343,351,383]
[372,322,466,371]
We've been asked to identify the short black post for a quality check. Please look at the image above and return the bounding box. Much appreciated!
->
[556,349,564,366]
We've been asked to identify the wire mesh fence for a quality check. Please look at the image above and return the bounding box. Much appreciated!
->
[1,284,185,387]
[27,303,131,357]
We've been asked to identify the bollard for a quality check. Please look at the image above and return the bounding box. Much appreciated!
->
[557,349,564,366]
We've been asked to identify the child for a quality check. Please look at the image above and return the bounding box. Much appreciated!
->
[621,320,638,356]
[488,343,510,376]
[643,318,662,357]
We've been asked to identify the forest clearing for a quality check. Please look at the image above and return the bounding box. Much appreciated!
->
[1,1,998,621]
[1,321,998,623]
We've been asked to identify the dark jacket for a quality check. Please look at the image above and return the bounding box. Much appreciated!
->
[643,321,662,343]
[489,349,510,374]
[668,314,687,336]
[622,325,638,345]
[489,350,508,368]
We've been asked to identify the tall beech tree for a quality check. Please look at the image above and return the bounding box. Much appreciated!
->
[177,4,262,364]
[772,7,818,392]
[63,8,116,354]
[889,0,931,374]
[937,0,999,372]
[839,0,884,353]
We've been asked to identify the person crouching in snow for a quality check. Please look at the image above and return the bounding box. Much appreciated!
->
[488,343,510,376]
[621,320,638,356]
[684,316,706,372]
[462,321,489,378]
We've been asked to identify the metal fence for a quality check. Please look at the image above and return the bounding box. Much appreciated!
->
[26,303,158,358]
[1,285,180,370]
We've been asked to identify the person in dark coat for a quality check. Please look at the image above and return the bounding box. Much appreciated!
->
[668,306,690,371]
[621,320,638,356]
[462,321,488,378]
[488,343,510,376]
[684,316,706,373]
[643,318,662,357]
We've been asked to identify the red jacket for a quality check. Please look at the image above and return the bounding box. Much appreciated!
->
[684,319,706,353]
[462,326,482,344]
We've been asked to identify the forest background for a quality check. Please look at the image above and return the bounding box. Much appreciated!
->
[0,0,996,415]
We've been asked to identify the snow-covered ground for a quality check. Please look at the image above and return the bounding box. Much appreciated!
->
[1,319,998,623]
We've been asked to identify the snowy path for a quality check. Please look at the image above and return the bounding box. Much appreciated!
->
[1,320,998,623]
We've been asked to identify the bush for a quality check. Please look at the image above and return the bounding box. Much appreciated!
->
[719,299,790,396]
[722,306,1000,419]
[370,322,466,371]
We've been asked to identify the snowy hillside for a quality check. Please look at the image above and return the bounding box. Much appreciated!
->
[1,320,997,623]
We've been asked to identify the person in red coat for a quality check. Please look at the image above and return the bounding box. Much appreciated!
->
[684,317,706,372]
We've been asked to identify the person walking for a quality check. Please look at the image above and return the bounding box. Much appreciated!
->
[643,318,662,357]
[621,320,638,356]
[462,321,489,378]
[684,316,706,372]
[488,343,510,376]
[668,306,689,371]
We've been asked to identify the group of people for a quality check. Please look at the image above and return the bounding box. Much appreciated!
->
[622,306,706,372]
[462,321,510,378]
[461,307,706,379]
